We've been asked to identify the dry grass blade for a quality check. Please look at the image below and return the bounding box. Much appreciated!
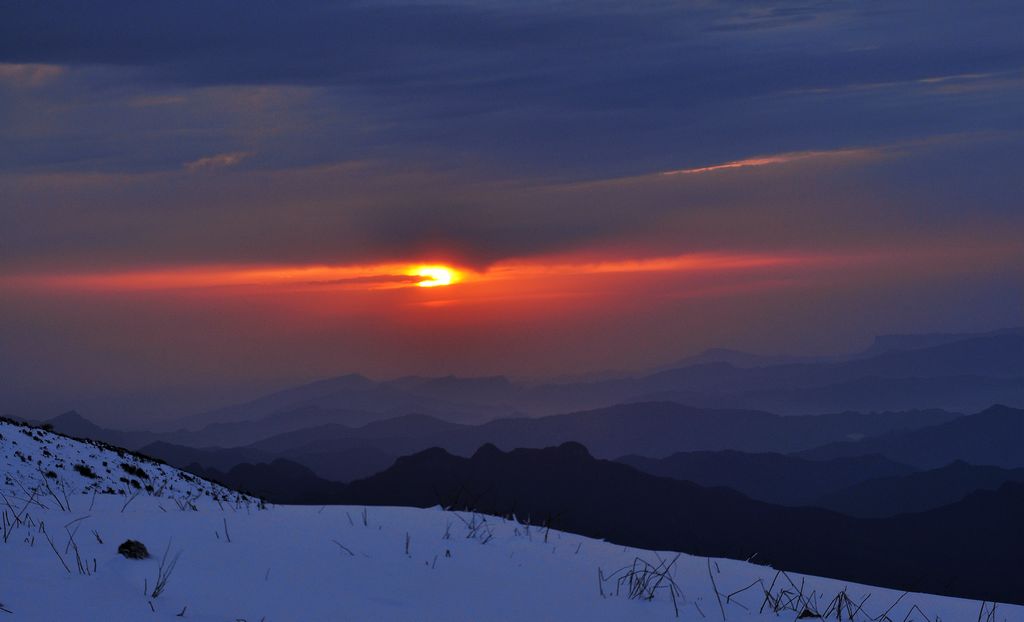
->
[151,539,183,599]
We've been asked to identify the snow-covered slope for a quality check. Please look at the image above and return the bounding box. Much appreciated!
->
[2,418,1021,621]
[1,417,253,507]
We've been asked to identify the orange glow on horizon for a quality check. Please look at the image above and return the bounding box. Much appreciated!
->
[0,251,846,297]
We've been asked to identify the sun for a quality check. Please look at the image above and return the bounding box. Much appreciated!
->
[411,265,459,287]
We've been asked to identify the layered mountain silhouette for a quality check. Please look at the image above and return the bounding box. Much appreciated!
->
[335,442,1024,604]
[142,330,1022,440]
[816,460,1024,517]
[188,459,347,505]
[602,334,1024,415]
[617,450,914,506]
[799,404,1024,468]
[147,440,397,483]
[43,330,1019,454]
[249,403,957,458]
[633,374,1024,416]
[855,326,1024,358]
[140,403,957,482]
[162,440,1024,603]
[36,411,161,449]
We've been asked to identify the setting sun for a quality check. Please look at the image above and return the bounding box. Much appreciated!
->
[412,265,458,287]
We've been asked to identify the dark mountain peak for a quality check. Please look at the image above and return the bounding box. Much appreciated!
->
[503,442,596,465]
[466,441,595,464]
[472,442,504,459]
[554,441,592,459]
[48,410,92,425]
[43,410,125,441]
[394,446,455,466]
[976,404,1023,418]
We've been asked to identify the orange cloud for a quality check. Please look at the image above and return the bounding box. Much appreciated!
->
[658,148,878,176]
[1,252,824,296]
[4,263,432,292]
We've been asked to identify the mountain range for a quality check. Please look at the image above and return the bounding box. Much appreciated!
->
[140,403,958,482]
[336,442,1024,604]
[617,450,914,506]
[134,329,1024,437]
[799,404,1024,468]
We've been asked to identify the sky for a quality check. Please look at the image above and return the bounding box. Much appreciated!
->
[1,0,1023,420]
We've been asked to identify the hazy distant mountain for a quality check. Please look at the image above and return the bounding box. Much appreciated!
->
[816,461,1024,518]
[618,450,914,506]
[103,329,1020,439]
[249,413,468,454]
[799,404,1024,469]
[340,442,1024,604]
[40,411,160,449]
[140,441,277,472]
[237,403,957,482]
[631,335,1024,395]
[51,400,962,483]
[37,330,1020,459]
[520,333,1024,415]
[176,373,518,431]
[854,326,1024,358]
[142,438,397,483]
[157,330,1023,431]
[383,375,519,405]
[634,375,1024,415]
[174,373,381,427]
[160,404,388,448]
[43,406,393,451]
[654,347,826,370]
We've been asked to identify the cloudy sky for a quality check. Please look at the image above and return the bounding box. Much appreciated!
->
[2,0,1022,420]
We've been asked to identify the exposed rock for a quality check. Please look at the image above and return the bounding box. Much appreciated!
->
[117,539,149,559]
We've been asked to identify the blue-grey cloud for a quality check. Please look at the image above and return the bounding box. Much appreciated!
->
[2,0,1023,178]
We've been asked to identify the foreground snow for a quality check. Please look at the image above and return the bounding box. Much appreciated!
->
[2,420,1022,621]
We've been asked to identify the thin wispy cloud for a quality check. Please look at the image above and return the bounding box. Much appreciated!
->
[184,151,252,172]
[0,62,64,87]
[559,146,884,191]
[129,94,188,108]
[658,148,878,176]
[787,71,1024,97]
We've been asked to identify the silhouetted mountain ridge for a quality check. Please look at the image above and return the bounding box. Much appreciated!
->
[248,402,958,463]
[799,404,1024,468]
[618,450,915,506]
[337,442,1024,605]
[816,460,1024,517]
[189,458,347,504]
